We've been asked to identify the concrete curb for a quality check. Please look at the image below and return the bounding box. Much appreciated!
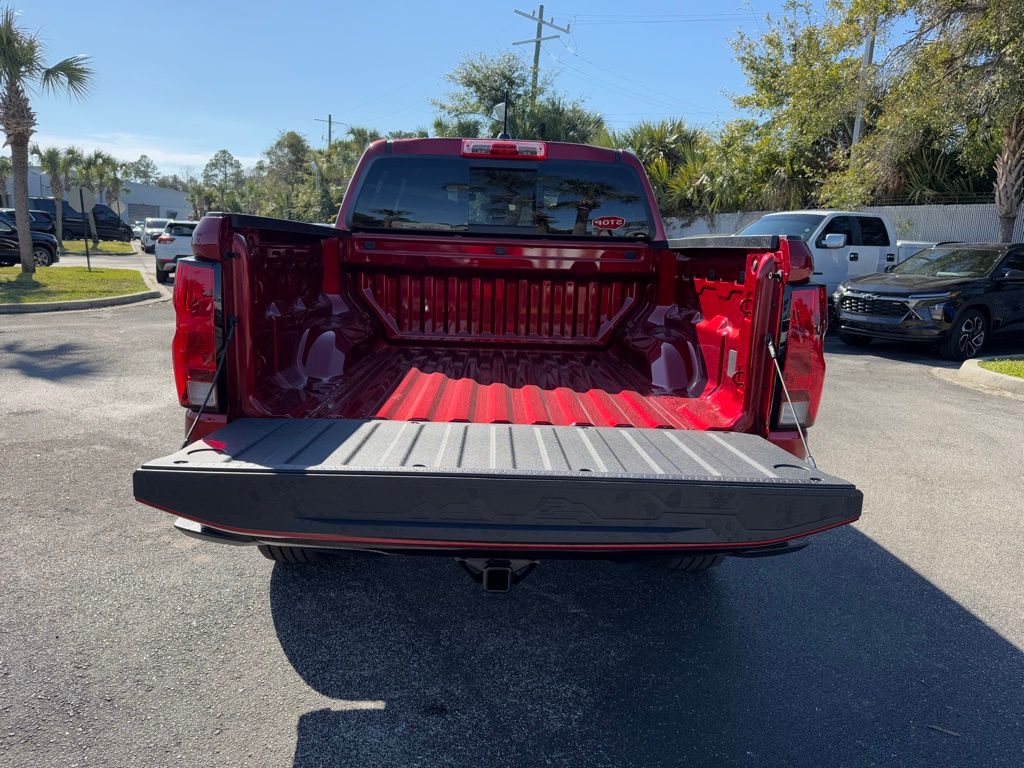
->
[0,289,163,314]
[957,355,1024,395]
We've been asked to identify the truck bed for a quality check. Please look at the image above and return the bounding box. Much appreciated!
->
[134,419,862,554]
[257,344,715,429]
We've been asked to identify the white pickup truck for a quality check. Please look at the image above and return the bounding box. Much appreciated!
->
[736,210,933,297]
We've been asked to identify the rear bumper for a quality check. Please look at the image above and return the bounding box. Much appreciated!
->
[170,516,826,560]
[134,419,863,559]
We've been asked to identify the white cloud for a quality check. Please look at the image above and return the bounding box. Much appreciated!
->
[30,131,259,172]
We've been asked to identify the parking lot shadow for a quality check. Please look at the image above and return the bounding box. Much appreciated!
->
[271,530,1024,768]
[0,339,100,381]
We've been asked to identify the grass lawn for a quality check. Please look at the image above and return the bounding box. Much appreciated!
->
[979,359,1024,379]
[0,266,148,304]
[62,239,135,254]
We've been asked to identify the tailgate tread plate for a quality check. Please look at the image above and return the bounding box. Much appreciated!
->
[134,419,862,548]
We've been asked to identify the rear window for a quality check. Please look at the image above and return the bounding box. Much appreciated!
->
[146,218,170,228]
[351,156,653,239]
[167,223,197,237]
[858,216,890,246]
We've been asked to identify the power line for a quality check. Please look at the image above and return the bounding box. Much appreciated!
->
[557,11,760,25]
[555,37,719,114]
[314,19,522,137]
[513,5,571,107]
[543,47,716,116]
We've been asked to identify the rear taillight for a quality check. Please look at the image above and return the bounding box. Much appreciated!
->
[461,139,547,159]
[172,259,219,409]
[775,285,827,429]
[784,237,814,284]
[157,234,175,243]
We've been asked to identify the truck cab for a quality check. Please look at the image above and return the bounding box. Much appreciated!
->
[737,210,899,296]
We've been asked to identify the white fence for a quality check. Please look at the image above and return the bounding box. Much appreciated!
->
[664,203,1024,243]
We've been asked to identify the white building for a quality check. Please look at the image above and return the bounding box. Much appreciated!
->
[18,167,192,222]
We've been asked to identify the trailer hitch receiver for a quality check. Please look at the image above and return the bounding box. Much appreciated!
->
[457,558,538,592]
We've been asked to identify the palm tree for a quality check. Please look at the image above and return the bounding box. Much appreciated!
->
[77,150,115,246]
[0,8,91,272]
[615,119,708,169]
[0,153,9,206]
[98,154,126,222]
[30,144,75,249]
[550,179,640,235]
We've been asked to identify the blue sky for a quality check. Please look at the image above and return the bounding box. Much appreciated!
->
[20,1,813,173]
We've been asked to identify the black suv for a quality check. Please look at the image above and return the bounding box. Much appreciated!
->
[0,220,61,266]
[0,208,56,236]
[834,243,1024,360]
[28,197,133,242]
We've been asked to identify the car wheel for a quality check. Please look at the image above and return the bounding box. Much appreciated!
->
[257,545,340,564]
[32,246,54,266]
[839,331,872,347]
[660,554,725,574]
[941,308,986,361]
[156,268,169,284]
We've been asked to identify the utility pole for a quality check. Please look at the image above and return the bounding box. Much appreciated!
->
[315,114,333,148]
[851,15,877,147]
[513,5,570,108]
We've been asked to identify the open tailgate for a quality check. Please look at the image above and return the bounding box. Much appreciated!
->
[134,420,861,552]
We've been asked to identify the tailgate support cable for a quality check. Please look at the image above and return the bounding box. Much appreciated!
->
[765,335,817,469]
[181,316,237,449]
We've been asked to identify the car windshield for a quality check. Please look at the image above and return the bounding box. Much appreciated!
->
[167,223,196,236]
[351,156,653,239]
[146,219,169,229]
[893,247,1004,278]
[736,214,826,241]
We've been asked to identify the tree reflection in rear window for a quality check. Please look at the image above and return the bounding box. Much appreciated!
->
[351,156,652,238]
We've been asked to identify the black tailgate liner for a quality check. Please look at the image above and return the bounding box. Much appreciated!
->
[134,420,862,550]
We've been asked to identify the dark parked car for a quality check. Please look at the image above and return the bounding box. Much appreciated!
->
[0,208,57,236]
[834,243,1024,360]
[28,197,133,242]
[0,219,61,266]
[30,209,57,235]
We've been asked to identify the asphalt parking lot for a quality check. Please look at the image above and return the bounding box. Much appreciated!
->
[1,298,1023,767]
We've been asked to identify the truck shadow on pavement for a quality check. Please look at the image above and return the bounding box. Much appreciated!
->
[270,528,1024,768]
[0,340,100,381]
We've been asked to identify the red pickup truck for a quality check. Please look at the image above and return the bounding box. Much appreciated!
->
[134,137,861,590]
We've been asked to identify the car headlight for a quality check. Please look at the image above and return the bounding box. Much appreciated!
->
[909,293,956,322]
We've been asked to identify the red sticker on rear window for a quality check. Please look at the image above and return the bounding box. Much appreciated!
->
[592,216,625,230]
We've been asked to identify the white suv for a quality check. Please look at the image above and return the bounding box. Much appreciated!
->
[154,221,198,284]
[141,217,171,253]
